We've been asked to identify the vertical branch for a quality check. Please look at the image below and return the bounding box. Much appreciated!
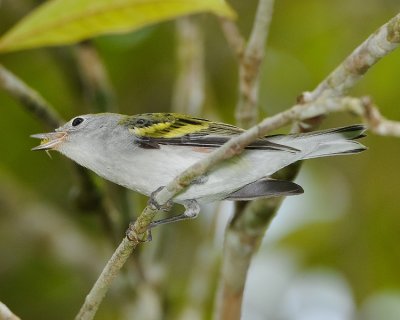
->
[172,17,205,115]
[218,164,300,319]
[217,1,276,320]
[238,0,274,128]
[220,198,283,319]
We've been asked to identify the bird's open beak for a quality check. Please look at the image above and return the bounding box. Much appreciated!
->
[31,131,67,151]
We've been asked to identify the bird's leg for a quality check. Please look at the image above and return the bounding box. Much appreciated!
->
[149,200,200,228]
[125,186,173,242]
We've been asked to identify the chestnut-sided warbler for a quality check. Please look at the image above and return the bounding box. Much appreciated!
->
[32,113,366,226]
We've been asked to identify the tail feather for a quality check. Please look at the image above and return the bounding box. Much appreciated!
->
[303,140,367,159]
[301,124,366,140]
[266,124,367,159]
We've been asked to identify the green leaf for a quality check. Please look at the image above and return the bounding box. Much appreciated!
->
[0,0,235,53]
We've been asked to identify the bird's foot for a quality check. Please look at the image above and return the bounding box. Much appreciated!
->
[149,199,200,228]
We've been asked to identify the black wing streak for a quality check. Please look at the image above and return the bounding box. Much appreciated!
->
[137,135,299,152]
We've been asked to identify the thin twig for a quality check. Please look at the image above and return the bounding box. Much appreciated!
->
[74,41,116,112]
[301,95,400,136]
[361,98,400,136]
[303,12,400,101]
[0,64,62,128]
[219,18,245,59]
[75,10,400,320]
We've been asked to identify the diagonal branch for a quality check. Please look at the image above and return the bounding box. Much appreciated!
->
[0,64,62,129]
[219,17,245,59]
[303,12,400,101]
[74,41,116,113]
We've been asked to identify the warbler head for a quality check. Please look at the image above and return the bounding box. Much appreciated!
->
[31,113,128,159]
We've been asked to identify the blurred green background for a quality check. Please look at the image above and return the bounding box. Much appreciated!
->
[1,0,400,319]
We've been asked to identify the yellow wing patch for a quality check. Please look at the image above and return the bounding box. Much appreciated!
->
[125,113,210,138]
[160,123,209,138]
[130,121,173,136]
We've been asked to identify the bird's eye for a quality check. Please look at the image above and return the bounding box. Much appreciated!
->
[72,117,84,127]
[136,119,146,126]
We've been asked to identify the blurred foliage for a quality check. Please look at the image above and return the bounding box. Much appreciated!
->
[0,0,400,319]
[0,0,234,52]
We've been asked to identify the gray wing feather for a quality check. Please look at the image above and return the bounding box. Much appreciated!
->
[224,178,304,200]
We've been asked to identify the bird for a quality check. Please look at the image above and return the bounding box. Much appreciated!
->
[31,112,366,227]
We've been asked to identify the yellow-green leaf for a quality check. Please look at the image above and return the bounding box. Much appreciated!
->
[0,0,235,53]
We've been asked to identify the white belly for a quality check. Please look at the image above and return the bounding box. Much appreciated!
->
[98,145,304,203]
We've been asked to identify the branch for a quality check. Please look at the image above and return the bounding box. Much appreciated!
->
[218,1,276,319]
[220,11,400,132]
[221,0,275,128]
[219,18,245,60]
[361,98,400,136]
[74,41,116,112]
[218,163,300,320]
[237,0,274,128]
[301,96,400,137]
[0,64,62,128]
[220,197,283,318]
[303,12,400,101]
